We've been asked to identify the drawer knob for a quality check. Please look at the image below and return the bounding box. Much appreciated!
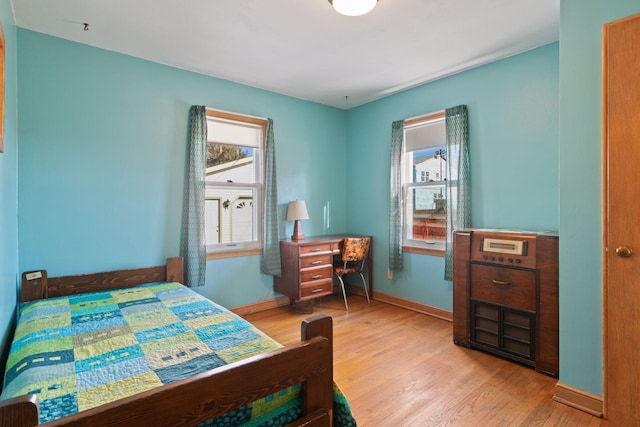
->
[311,274,323,279]
[311,261,322,265]
[616,245,633,258]
[311,288,323,293]
[492,279,510,286]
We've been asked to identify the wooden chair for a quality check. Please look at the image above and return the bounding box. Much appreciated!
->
[334,237,371,310]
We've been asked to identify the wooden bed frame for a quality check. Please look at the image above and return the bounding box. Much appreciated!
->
[0,257,334,427]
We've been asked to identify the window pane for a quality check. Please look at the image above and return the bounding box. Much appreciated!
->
[205,187,256,246]
[405,185,446,243]
[409,148,446,183]
[206,143,256,183]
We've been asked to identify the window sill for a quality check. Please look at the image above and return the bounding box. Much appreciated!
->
[403,245,445,257]
[207,247,262,260]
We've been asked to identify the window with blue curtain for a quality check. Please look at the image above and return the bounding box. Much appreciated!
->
[389,105,470,281]
[181,107,281,286]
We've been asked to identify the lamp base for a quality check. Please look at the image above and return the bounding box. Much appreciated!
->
[291,220,305,241]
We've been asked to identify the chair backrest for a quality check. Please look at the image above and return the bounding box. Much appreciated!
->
[341,237,371,262]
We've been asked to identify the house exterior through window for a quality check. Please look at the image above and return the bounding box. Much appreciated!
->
[402,110,447,255]
[205,110,266,258]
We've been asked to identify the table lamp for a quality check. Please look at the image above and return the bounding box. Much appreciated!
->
[287,200,309,241]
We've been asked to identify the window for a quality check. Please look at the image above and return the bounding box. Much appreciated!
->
[402,110,446,255]
[205,110,266,258]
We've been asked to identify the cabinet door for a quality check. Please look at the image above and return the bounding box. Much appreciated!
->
[469,264,536,311]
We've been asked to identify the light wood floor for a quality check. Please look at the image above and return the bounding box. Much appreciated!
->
[243,295,608,427]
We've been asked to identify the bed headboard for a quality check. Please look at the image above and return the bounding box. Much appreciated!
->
[20,257,184,302]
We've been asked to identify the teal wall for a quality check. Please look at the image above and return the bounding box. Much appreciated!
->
[345,43,559,309]
[0,0,19,380]
[16,29,348,308]
[558,0,640,396]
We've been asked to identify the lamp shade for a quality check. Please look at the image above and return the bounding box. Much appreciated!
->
[287,200,309,221]
[329,0,377,16]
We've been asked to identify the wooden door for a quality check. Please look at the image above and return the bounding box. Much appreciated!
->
[603,12,640,425]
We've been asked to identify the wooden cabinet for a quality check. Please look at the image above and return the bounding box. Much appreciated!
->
[453,229,559,377]
[274,238,340,302]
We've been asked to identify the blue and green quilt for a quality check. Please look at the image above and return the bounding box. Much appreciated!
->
[1,282,356,426]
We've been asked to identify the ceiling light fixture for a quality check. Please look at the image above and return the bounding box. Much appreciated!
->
[328,0,378,17]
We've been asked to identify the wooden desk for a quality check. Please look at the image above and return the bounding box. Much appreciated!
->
[274,234,373,305]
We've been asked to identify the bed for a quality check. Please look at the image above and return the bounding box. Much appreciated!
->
[0,257,356,427]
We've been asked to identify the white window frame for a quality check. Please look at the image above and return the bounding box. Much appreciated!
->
[402,110,447,257]
[205,109,266,259]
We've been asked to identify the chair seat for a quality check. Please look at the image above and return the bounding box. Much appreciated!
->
[334,266,359,275]
[334,236,371,310]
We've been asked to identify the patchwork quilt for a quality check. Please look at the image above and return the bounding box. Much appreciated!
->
[1,282,356,426]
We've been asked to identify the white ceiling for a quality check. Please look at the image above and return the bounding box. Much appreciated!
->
[11,0,559,109]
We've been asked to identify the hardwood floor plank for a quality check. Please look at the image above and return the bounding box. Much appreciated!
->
[243,295,608,426]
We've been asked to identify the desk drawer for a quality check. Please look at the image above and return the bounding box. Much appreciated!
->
[300,279,333,298]
[300,243,333,255]
[470,264,535,311]
[300,266,333,283]
[300,254,332,269]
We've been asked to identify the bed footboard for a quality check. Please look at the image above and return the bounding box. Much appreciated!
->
[0,315,333,427]
[0,395,39,427]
